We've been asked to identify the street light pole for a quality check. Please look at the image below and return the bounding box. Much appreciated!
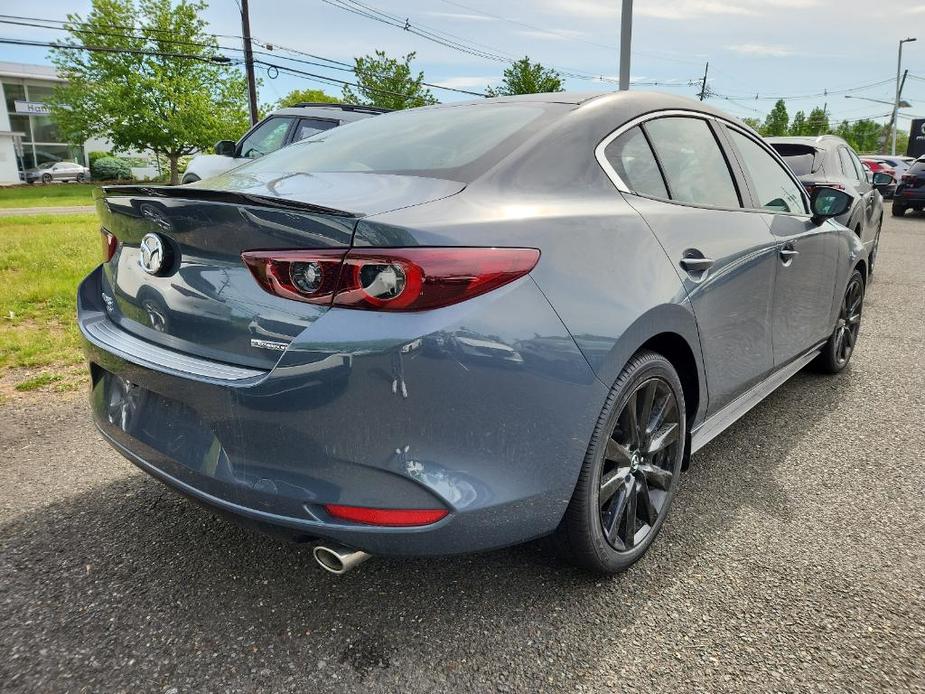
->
[619,0,633,91]
[892,37,916,155]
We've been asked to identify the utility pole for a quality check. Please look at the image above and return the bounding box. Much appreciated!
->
[240,0,259,126]
[892,37,916,155]
[882,70,908,153]
[618,0,633,91]
[698,62,709,101]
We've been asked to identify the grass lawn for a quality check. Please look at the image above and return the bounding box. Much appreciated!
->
[0,212,99,371]
[0,184,99,209]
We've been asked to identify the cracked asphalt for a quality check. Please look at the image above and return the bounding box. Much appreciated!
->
[1,214,923,693]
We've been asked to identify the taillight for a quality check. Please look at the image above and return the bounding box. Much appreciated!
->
[324,504,448,526]
[101,230,117,262]
[241,247,540,311]
[241,249,347,305]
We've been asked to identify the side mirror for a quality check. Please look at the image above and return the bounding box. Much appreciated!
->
[214,140,237,157]
[872,171,894,186]
[810,186,852,225]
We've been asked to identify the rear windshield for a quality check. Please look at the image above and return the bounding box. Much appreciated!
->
[769,144,820,176]
[234,103,553,181]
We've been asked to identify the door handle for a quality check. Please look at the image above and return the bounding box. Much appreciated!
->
[779,245,799,261]
[679,256,714,272]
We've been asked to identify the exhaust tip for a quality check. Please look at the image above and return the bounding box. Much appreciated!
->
[312,544,370,575]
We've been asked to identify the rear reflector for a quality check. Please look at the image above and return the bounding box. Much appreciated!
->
[101,230,117,262]
[242,247,540,311]
[324,504,448,526]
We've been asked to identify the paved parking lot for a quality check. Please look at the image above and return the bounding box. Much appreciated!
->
[1,214,923,693]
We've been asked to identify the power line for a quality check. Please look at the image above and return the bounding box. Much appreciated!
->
[0,36,235,63]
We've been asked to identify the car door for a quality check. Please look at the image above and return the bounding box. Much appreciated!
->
[603,115,779,414]
[722,125,839,367]
[50,163,65,181]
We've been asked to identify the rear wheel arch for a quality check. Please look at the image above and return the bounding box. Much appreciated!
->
[639,332,700,429]
[854,258,868,286]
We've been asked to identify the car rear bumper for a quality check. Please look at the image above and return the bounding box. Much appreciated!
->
[896,186,925,203]
[79,265,606,556]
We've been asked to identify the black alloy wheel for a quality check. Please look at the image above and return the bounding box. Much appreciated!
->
[556,350,686,573]
[599,377,681,552]
[815,269,864,374]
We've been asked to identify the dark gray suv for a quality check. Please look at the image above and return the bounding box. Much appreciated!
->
[768,135,884,274]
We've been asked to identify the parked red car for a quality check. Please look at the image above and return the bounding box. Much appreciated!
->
[861,158,897,199]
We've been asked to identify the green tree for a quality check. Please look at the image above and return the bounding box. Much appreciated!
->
[762,99,789,137]
[276,88,339,108]
[485,57,563,97]
[741,117,763,133]
[806,107,829,136]
[789,110,807,136]
[49,0,249,185]
[342,51,437,110]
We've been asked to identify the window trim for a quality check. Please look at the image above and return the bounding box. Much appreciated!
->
[595,109,810,215]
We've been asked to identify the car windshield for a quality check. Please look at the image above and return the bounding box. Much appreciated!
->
[235,103,554,181]
[37,162,55,169]
[769,144,820,176]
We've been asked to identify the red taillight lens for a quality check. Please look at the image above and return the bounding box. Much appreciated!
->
[101,230,117,262]
[241,249,347,305]
[324,504,448,526]
[242,247,540,311]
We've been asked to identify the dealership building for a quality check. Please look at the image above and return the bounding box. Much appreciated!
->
[0,61,109,185]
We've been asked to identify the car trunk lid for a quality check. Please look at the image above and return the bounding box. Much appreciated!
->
[96,173,465,370]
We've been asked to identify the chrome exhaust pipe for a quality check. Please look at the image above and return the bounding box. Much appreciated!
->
[312,544,371,575]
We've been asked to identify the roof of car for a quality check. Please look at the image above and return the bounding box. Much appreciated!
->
[271,103,387,122]
[766,135,848,149]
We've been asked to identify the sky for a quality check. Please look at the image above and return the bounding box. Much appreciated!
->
[0,0,924,128]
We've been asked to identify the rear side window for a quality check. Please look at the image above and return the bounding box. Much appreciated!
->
[838,148,860,181]
[644,117,740,208]
[293,118,338,143]
[727,129,806,214]
[603,126,668,198]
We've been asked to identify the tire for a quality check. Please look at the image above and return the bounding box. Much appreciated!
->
[556,350,686,573]
[41,173,52,184]
[814,269,864,374]
[76,173,86,183]
[868,222,881,279]
[892,202,906,217]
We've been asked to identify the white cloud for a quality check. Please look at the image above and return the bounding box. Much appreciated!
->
[424,11,497,21]
[434,75,499,89]
[515,29,585,41]
[725,43,797,56]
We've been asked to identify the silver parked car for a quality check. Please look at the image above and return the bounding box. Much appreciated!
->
[24,161,90,184]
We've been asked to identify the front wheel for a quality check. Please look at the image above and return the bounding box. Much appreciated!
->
[814,270,864,374]
[556,350,686,573]
[41,173,52,184]
[76,173,86,183]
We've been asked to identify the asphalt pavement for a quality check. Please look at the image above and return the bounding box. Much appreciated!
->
[1,213,923,693]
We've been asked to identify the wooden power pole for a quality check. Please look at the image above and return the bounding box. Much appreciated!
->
[240,0,259,125]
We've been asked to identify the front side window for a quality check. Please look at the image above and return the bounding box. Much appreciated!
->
[727,129,806,214]
[603,126,668,198]
[644,117,740,208]
[238,117,294,159]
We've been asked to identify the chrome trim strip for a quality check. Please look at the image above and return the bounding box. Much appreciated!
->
[81,314,265,382]
[690,343,824,453]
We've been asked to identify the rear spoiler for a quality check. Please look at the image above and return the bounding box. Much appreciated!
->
[95,184,357,218]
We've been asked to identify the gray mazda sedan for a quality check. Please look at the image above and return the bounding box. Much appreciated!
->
[79,92,864,574]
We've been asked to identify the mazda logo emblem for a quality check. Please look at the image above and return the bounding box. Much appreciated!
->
[138,233,166,275]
